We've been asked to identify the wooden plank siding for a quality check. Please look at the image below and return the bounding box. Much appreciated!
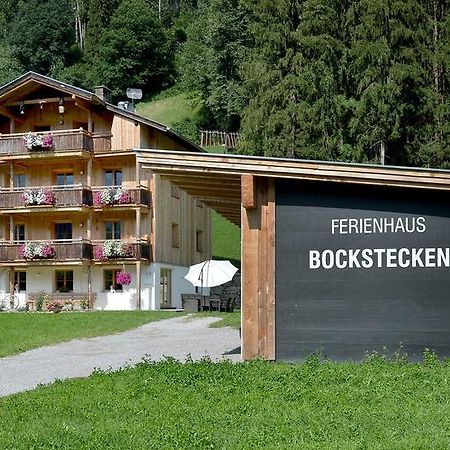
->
[241,177,275,360]
[152,174,211,267]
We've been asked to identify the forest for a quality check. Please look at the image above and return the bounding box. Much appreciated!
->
[0,0,448,167]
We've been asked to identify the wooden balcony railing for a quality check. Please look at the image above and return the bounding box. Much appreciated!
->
[0,185,92,209]
[0,240,93,262]
[0,129,111,156]
[0,240,150,263]
[92,186,151,207]
[92,240,151,261]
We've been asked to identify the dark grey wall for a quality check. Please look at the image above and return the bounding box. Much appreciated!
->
[275,179,450,361]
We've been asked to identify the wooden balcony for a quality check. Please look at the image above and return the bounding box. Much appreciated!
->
[0,129,111,157]
[92,186,151,208]
[0,240,150,264]
[0,240,93,264]
[93,241,151,262]
[0,185,92,211]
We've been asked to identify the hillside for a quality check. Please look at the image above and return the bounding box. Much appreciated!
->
[136,92,241,265]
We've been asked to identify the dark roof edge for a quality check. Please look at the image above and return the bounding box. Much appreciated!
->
[0,71,99,103]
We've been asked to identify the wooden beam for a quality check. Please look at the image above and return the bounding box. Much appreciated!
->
[241,177,276,360]
[6,97,73,106]
[242,174,256,209]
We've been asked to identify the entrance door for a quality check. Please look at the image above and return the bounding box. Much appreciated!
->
[160,268,172,308]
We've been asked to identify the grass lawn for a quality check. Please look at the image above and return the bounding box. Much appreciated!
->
[212,211,241,266]
[198,311,240,329]
[1,356,449,449]
[135,91,202,127]
[0,311,184,358]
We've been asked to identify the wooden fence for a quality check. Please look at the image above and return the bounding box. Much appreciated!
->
[200,130,241,150]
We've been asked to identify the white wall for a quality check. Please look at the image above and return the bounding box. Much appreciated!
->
[148,262,208,310]
[0,262,200,311]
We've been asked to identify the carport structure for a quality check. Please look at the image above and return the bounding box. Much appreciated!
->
[136,149,450,361]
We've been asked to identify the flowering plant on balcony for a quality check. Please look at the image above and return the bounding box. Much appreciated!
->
[93,188,132,206]
[19,242,56,259]
[94,240,134,260]
[116,271,132,285]
[23,132,54,151]
[20,189,56,206]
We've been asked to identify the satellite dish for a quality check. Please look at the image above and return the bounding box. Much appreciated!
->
[126,88,143,100]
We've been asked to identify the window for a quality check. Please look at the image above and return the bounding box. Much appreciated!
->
[171,184,180,198]
[55,270,73,292]
[105,221,121,240]
[54,223,72,240]
[13,224,25,242]
[104,269,122,291]
[160,268,171,308]
[171,223,180,248]
[196,230,203,253]
[13,174,27,188]
[56,172,74,186]
[105,170,122,186]
[14,271,26,292]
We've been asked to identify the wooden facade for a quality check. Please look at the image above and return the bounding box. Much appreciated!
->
[135,149,450,360]
[0,72,211,309]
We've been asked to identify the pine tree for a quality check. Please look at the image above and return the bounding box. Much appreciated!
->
[416,0,450,168]
[348,0,428,165]
[239,0,351,160]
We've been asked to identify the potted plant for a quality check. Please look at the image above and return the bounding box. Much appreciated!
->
[19,242,56,260]
[94,241,134,260]
[93,188,132,206]
[116,271,132,286]
[23,132,54,151]
[20,188,56,206]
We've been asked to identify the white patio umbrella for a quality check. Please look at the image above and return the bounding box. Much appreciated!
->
[184,259,238,289]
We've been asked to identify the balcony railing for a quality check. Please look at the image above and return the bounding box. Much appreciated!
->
[0,129,111,156]
[0,240,151,263]
[92,186,151,207]
[92,240,151,261]
[0,240,93,262]
[0,185,92,209]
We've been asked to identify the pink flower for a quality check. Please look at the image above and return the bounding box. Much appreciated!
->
[116,271,132,285]
[41,134,54,148]
[94,246,106,260]
[93,191,103,206]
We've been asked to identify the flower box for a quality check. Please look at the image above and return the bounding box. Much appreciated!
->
[20,189,56,206]
[19,242,56,260]
[24,132,54,151]
[94,241,134,260]
[93,188,132,206]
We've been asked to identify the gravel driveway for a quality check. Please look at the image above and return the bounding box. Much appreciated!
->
[0,315,241,398]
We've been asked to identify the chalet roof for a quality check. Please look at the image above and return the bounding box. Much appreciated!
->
[0,72,202,152]
[135,149,450,227]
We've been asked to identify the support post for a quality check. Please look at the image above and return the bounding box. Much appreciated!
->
[9,163,14,189]
[9,216,14,241]
[241,177,276,360]
[136,261,142,310]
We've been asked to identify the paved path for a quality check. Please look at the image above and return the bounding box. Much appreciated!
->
[0,316,241,398]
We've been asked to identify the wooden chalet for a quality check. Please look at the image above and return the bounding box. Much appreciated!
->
[0,72,211,310]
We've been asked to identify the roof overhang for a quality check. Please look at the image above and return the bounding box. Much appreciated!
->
[135,149,450,227]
